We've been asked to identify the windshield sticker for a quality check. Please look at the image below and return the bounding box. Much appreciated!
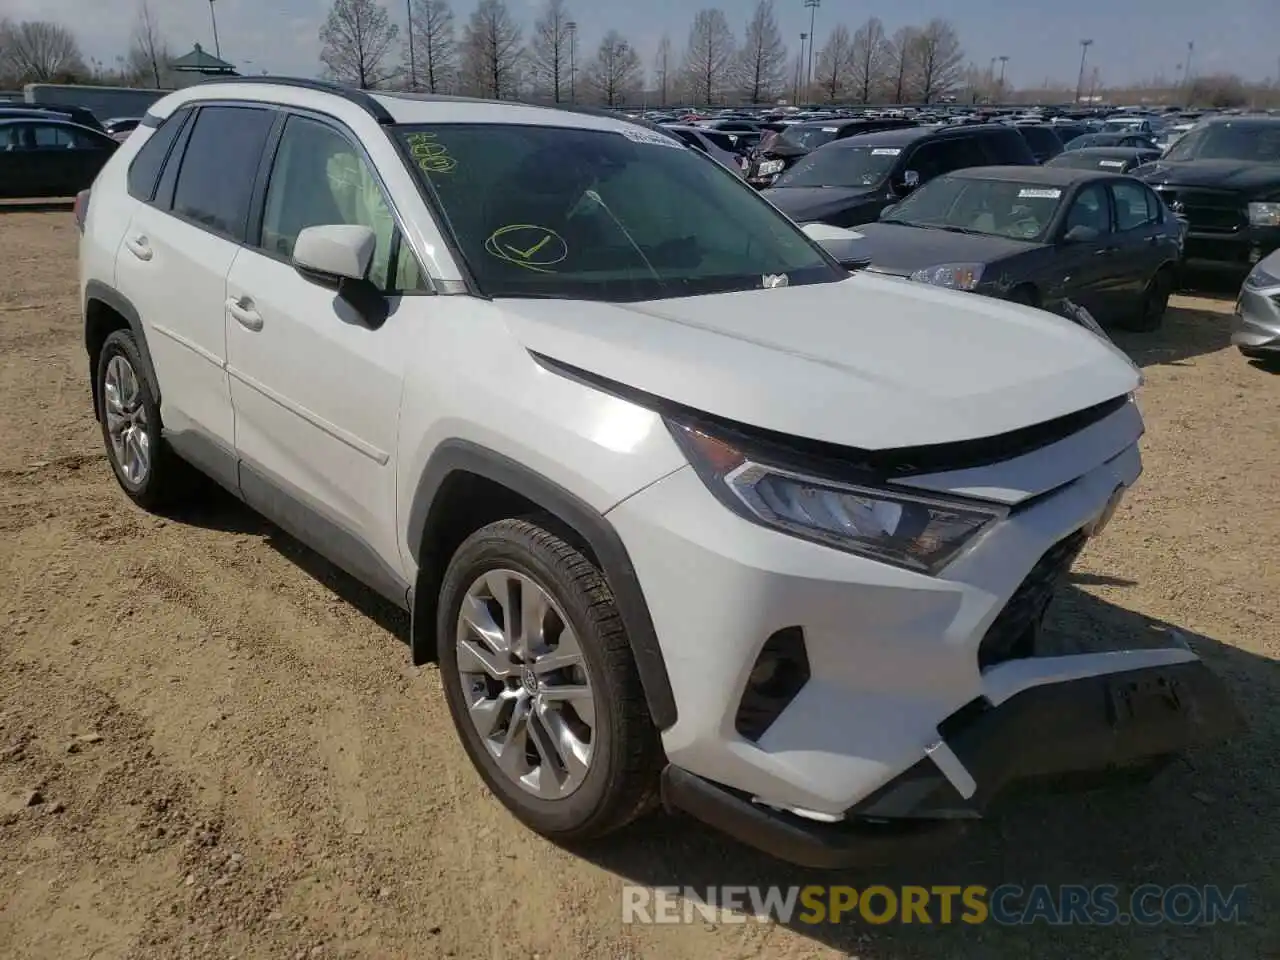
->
[1098,160,1125,168]
[406,132,455,174]
[821,127,838,133]
[871,147,901,156]
[619,126,684,149]
[1018,188,1062,199]
[484,224,568,272]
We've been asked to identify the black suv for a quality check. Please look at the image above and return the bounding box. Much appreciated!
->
[744,117,918,188]
[761,123,1037,228]
[1135,115,1280,273]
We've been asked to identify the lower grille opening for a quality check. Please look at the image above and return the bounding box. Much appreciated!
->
[735,627,810,742]
[978,529,1089,670]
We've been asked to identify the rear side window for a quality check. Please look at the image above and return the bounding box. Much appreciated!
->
[127,111,188,202]
[171,106,276,239]
[983,129,1036,164]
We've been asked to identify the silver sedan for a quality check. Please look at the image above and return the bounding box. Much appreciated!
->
[1234,249,1280,359]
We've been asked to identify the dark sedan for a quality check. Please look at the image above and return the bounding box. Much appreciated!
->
[1065,132,1161,152]
[743,117,917,188]
[0,118,118,198]
[856,166,1184,331]
[1047,146,1163,173]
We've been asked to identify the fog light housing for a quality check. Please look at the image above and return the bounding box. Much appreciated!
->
[735,627,810,741]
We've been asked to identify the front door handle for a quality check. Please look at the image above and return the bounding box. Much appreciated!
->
[1095,246,1118,257]
[226,297,263,332]
[124,234,152,261]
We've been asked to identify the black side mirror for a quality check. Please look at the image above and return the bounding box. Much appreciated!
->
[1062,224,1100,244]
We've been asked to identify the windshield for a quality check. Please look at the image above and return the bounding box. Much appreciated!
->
[1162,121,1280,163]
[396,124,842,301]
[884,175,1064,242]
[773,143,901,188]
[775,124,839,151]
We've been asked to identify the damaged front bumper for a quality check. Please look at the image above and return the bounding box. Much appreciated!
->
[660,658,1239,869]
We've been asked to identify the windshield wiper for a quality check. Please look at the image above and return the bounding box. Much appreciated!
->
[930,224,986,235]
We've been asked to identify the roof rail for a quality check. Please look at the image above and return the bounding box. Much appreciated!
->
[196,75,394,124]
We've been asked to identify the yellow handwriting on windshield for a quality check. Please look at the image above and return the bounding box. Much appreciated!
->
[406,132,456,174]
[484,224,568,273]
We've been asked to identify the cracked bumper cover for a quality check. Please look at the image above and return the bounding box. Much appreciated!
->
[660,659,1239,869]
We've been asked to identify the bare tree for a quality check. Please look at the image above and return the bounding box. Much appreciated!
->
[653,34,673,107]
[888,25,918,103]
[0,19,86,83]
[319,0,400,89]
[850,17,887,104]
[735,0,786,104]
[813,24,853,102]
[681,9,735,106]
[406,0,456,92]
[585,30,642,107]
[127,0,170,88]
[528,0,573,101]
[460,0,522,99]
[912,18,964,103]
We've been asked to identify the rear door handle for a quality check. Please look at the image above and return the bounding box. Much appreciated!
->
[123,234,152,261]
[226,297,263,331]
[1095,246,1119,257]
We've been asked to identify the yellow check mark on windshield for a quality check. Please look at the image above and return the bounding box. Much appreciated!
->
[505,234,552,259]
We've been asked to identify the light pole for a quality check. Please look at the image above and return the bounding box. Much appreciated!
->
[208,0,222,61]
[406,0,417,90]
[796,32,806,103]
[803,0,819,103]
[566,21,577,104]
[1075,39,1093,104]
[1182,40,1194,105]
[998,55,1009,86]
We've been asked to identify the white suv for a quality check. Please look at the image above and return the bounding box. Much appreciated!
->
[77,79,1236,867]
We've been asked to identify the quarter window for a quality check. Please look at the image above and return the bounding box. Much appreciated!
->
[171,106,276,239]
[128,110,188,202]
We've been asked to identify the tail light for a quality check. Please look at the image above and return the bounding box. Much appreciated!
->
[73,189,90,233]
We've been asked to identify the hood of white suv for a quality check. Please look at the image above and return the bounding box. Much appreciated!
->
[499,273,1140,451]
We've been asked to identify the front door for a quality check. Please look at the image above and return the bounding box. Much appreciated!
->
[225,113,427,603]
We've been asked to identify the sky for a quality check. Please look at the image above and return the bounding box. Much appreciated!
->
[7,0,1277,91]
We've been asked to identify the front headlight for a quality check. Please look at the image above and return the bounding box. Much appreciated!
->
[669,423,1006,575]
[1247,202,1280,228]
[909,262,985,291]
[757,159,785,175]
[1245,260,1280,289]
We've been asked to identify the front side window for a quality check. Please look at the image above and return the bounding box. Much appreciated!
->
[397,123,842,301]
[1064,183,1112,236]
[172,106,276,239]
[260,115,420,291]
[884,175,1066,242]
[906,138,986,181]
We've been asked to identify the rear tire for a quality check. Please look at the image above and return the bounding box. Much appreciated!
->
[96,329,199,509]
[1122,267,1173,332]
[437,518,661,841]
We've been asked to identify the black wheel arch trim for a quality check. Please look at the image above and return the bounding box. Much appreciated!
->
[83,280,161,417]
[408,438,678,731]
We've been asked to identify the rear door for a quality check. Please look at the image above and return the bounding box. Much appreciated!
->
[1055,181,1123,319]
[1107,178,1169,309]
[114,104,278,483]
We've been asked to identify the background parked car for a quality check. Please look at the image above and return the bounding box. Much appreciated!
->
[661,124,747,176]
[1047,146,1164,173]
[743,117,918,188]
[1136,115,1280,274]
[0,118,118,198]
[1065,132,1162,152]
[855,166,1183,330]
[761,124,1035,228]
[103,117,143,142]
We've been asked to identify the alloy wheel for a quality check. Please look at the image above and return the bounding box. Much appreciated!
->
[103,354,151,485]
[454,569,597,798]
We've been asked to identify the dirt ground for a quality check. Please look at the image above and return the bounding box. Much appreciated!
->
[0,210,1276,960]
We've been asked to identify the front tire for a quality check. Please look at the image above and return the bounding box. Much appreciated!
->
[437,518,661,841]
[96,329,196,509]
